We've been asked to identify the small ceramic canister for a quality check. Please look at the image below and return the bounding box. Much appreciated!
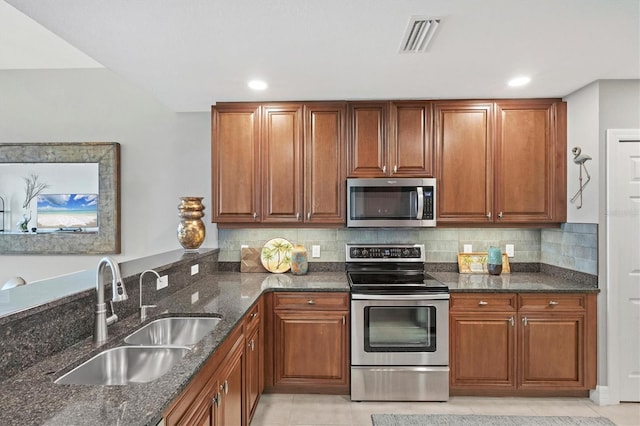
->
[487,246,502,275]
[290,244,308,275]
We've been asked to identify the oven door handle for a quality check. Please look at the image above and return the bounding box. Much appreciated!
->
[351,293,450,300]
[416,187,424,220]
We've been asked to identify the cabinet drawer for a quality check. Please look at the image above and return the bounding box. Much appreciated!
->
[273,292,348,311]
[519,294,586,311]
[450,293,517,312]
[245,299,262,333]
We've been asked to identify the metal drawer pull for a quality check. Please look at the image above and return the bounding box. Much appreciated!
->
[393,165,398,173]
[478,301,488,305]
[383,165,387,174]
[250,312,258,319]
[307,212,311,220]
[548,301,559,306]
[307,299,316,305]
[498,211,503,219]
[487,212,492,220]
[253,212,258,220]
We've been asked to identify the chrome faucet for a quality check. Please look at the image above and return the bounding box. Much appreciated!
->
[94,256,128,344]
[139,269,160,322]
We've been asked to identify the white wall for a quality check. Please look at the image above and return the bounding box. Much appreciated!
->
[0,69,217,284]
[565,79,640,392]
[564,81,600,223]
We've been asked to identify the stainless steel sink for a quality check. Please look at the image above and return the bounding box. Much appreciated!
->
[55,346,190,385]
[124,316,222,347]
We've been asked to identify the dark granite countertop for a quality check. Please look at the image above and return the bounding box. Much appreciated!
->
[0,269,596,425]
[430,271,599,293]
[0,271,348,426]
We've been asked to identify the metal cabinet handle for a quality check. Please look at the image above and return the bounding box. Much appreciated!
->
[478,300,488,306]
[307,299,316,305]
[250,312,258,319]
[393,165,398,173]
[253,212,258,220]
[248,339,255,351]
[220,380,229,394]
[509,316,514,326]
[487,212,492,220]
[383,165,387,174]
[522,317,528,326]
[212,392,220,407]
[296,212,300,221]
[498,211,503,219]
[307,212,311,220]
[548,301,559,306]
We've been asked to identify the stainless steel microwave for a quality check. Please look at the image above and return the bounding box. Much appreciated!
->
[347,178,436,227]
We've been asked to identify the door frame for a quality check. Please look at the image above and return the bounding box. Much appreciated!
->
[594,128,640,405]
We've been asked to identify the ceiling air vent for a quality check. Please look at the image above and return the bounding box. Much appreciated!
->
[400,17,441,53]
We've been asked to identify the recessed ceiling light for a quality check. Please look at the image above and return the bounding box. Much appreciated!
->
[508,76,531,87]
[248,80,268,90]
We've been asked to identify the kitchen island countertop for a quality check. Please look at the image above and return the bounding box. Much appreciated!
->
[0,271,348,426]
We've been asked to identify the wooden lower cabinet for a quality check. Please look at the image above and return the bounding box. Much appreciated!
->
[450,313,516,390]
[450,292,597,396]
[164,298,265,426]
[244,299,263,424]
[164,325,245,426]
[217,342,244,426]
[265,292,350,394]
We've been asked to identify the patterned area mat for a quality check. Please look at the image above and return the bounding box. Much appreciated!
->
[371,414,616,425]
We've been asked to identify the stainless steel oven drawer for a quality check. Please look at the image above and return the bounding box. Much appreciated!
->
[351,366,449,401]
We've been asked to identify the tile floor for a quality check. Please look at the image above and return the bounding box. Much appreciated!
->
[250,394,640,426]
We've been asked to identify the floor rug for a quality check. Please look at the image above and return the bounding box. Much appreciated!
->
[371,414,616,425]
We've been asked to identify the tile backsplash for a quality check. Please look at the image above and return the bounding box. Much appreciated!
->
[218,228,541,264]
[220,224,598,275]
[541,223,598,275]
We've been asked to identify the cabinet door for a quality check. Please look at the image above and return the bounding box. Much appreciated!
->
[304,103,346,224]
[390,102,433,177]
[518,313,586,389]
[450,313,516,390]
[212,104,261,223]
[217,340,244,426]
[347,102,388,177]
[261,104,304,223]
[245,327,261,423]
[434,101,494,223]
[494,100,566,223]
[273,310,349,391]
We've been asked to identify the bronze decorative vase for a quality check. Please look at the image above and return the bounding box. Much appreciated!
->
[177,197,206,252]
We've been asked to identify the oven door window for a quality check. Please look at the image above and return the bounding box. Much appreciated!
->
[364,305,436,352]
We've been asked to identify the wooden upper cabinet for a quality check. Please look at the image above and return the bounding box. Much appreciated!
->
[304,103,346,224]
[390,102,433,177]
[436,99,566,225]
[261,104,303,223]
[212,104,261,223]
[435,101,494,223]
[347,101,433,177]
[494,100,566,223]
[347,102,388,177]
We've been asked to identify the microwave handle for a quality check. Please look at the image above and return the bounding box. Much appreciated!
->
[416,187,424,220]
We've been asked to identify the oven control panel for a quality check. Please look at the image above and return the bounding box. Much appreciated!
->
[346,244,424,261]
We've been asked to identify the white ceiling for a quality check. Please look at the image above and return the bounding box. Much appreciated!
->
[3,0,639,112]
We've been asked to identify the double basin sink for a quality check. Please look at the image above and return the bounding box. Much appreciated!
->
[55,316,221,385]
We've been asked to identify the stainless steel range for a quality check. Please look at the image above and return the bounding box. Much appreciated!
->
[347,243,450,402]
